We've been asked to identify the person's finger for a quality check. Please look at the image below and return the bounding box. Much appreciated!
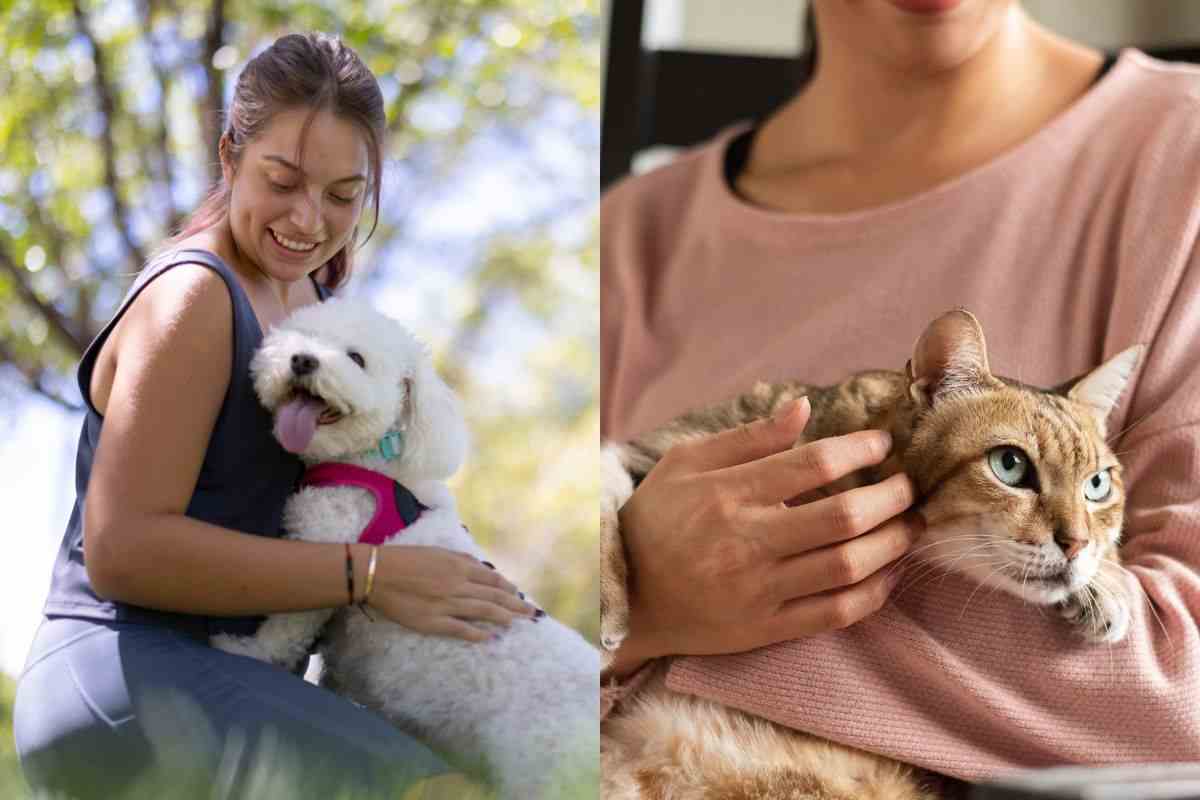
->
[670,397,812,473]
[727,428,893,506]
[467,560,520,595]
[767,565,898,642]
[448,598,519,627]
[763,513,920,605]
[763,472,917,557]
[468,585,538,616]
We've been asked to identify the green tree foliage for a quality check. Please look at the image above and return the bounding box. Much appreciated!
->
[0,0,599,649]
[0,672,20,798]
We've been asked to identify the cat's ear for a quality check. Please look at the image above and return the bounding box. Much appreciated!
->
[907,308,993,407]
[1064,345,1144,422]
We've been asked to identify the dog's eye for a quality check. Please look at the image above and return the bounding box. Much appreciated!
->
[348,351,366,369]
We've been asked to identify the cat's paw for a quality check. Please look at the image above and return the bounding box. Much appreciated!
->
[599,502,630,655]
[600,446,634,658]
[600,612,629,654]
[1057,582,1131,644]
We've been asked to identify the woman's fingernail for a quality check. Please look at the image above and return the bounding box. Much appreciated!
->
[481,561,496,569]
[518,591,526,600]
[535,608,545,619]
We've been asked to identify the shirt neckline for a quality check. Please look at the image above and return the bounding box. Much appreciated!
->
[703,48,1143,237]
[172,247,328,338]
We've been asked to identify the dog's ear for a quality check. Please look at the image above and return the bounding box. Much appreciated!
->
[398,351,469,479]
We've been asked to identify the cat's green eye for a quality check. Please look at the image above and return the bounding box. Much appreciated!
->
[1083,469,1113,502]
[988,447,1031,488]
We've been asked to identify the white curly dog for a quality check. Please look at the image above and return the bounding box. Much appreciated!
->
[212,297,599,799]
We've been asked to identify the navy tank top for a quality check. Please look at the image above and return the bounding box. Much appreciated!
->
[42,248,330,639]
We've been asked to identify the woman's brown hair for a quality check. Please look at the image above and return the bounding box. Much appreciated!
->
[160,32,386,289]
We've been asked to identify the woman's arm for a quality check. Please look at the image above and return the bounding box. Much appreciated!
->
[83,265,534,640]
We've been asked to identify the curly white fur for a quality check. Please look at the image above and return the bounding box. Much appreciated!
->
[211,297,599,798]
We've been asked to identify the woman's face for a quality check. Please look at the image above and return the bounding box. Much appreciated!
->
[814,0,1016,75]
[222,107,370,285]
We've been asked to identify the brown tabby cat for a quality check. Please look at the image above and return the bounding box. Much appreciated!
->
[600,309,1143,800]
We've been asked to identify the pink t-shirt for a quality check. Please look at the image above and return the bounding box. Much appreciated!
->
[602,48,1200,779]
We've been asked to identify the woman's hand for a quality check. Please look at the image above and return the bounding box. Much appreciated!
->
[613,398,921,673]
[364,546,538,642]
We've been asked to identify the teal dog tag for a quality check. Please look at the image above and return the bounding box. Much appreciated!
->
[378,430,405,460]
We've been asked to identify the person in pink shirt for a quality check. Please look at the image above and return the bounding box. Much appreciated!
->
[602,0,1200,785]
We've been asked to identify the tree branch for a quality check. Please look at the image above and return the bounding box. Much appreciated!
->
[0,339,83,413]
[137,0,183,236]
[71,0,148,271]
[201,0,227,185]
[385,4,462,139]
[0,246,86,357]
[20,183,98,343]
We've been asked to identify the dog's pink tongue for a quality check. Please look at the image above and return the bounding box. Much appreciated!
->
[275,395,324,453]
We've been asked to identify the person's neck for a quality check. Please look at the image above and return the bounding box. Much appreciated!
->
[753,9,1102,183]
[211,219,300,307]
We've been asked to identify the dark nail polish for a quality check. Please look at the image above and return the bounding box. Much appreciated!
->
[481,561,496,569]
[535,608,546,619]
[518,591,526,600]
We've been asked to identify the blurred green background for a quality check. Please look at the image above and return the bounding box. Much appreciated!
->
[0,0,599,794]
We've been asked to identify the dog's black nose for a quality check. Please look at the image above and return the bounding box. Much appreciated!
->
[291,353,319,376]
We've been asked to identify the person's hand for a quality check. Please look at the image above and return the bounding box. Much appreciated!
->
[614,398,921,671]
[365,546,538,642]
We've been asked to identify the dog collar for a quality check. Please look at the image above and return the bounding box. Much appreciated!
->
[299,463,426,545]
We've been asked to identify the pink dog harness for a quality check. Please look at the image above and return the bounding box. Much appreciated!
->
[300,463,426,545]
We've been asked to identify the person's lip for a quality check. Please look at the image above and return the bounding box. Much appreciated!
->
[267,227,322,258]
[269,227,322,246]
[887,0,965,15]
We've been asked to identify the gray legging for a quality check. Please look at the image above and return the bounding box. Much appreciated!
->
[13,616,448,799]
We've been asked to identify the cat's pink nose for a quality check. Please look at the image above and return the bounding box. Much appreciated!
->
[1054,531,1088,561]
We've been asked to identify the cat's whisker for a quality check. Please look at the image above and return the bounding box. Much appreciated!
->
[1133,587,1174,653]
[981,577,1007,602]
[886,537,992,576]
[1020,556,1033,598]
[1107,408,1155,448]
[958,561,1012,621]
[1096,564,1174,653]
[887,535,997,581]
[899,557,987,595]
[896,541,996,584]
[893,548,997,601]
[1078,584,1118,682]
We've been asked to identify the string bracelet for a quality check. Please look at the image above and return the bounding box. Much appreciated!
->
[343,543,355,607]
